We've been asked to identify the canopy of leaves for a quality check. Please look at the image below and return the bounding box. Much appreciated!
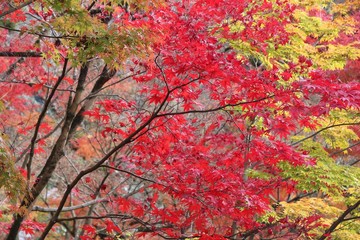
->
[0,0,359,239]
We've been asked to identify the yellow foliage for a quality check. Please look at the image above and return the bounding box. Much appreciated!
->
[281,198,342,219]
[318,110,360,151]
[280,198,360,239]
[289,0,333,10]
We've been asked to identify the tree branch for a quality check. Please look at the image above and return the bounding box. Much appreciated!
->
[27,59,69,180]
[157,95,274,117]
[287,191,317,203]
[343,216,360,222]
[33,198,108,212]
[291,122,360,146]
[330,141,360,156]
[0,52,42,57]
[16,118,64,163]
[0,24,77,39]
[319,200,360,240]
[68,65,116,138]
[6,62,89,240]
[57,214,132,222]
[350,159,360,166]
[39,75,174,239]
[100,165,162,185]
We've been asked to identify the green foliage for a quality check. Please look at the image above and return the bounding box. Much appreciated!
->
[279,138,360,197]
[0,19,15,29]
[0,135,26,201]
[318,110,360,150]
[31,0,157,67]
[276,108,360,237]
[246,168,274,180]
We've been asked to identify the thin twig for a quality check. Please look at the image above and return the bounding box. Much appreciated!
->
[291,122,360,146]
[33,198,108,212]
[0,25,78,39]
[0,51,42,57]
[157,95,274,117]
[16,117,65,163]
[100,165,162,186]
[26,59,69,180]
[330,141,360,156]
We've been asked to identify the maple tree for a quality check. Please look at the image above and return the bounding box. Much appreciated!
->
[0,0,359,239]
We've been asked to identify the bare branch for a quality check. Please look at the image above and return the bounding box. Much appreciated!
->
[157,95,274,117]
[98,70,146,92]
[287,191,316,203]
[68,65,116,138]
[57,214,132,222]
[0,52,42,57]
[291,122,360,146]
[27,59,69,180]
[33,198,108,212]
[350,159,360,166]
[343,216,360,222]
[155,52,169,92]
[100,165,162,185]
